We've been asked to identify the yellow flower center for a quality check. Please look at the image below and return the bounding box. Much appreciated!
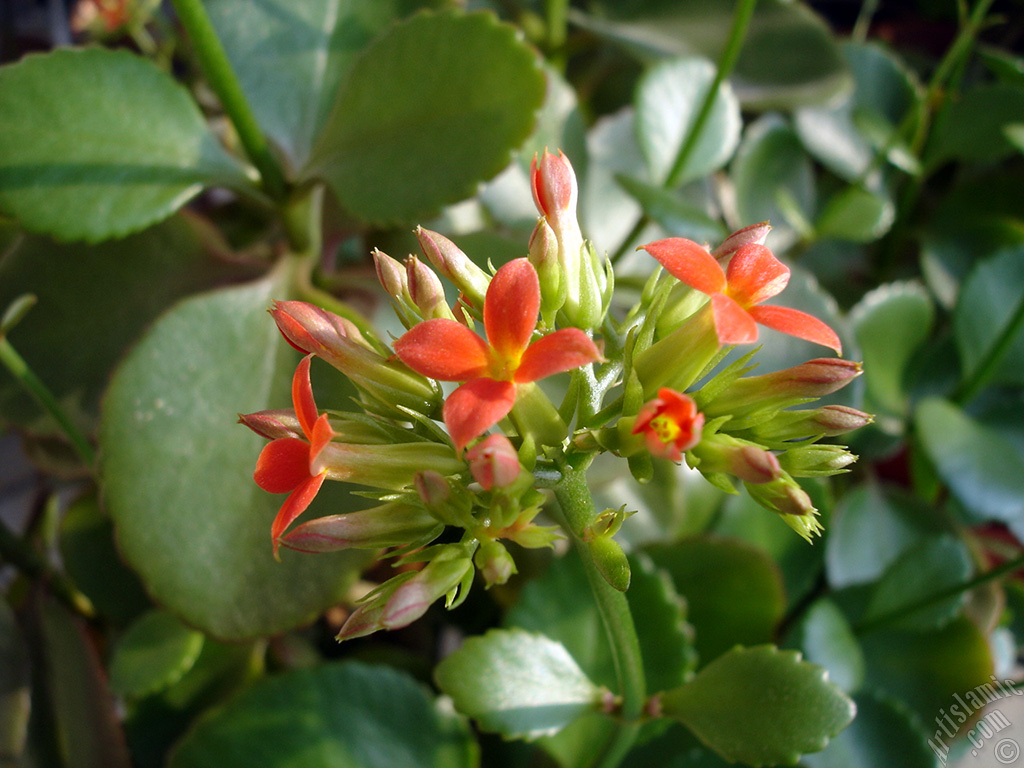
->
[648,414,681,445]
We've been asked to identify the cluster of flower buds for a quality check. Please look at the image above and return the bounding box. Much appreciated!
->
[242,149,870,639]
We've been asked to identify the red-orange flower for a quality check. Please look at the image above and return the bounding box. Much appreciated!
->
[394,258,602,451]
[253,355,333,557]
[633,388,705,462]
[642,238,842,354]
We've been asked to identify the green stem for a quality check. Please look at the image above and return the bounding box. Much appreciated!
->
[170,0,287,201]
[544,0,570,71]
[0,338,94,467]
[855,551,1024,635]
[609,0,758,264]
[953,291,1024,405]
[0,518,95,619]
[553,465,645,768]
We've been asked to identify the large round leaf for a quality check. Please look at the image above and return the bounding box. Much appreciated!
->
[171,663,477,768]
[99,267,367,640]
[0,48,252,242]
[306,11,545,224]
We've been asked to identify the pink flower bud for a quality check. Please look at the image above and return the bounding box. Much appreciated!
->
[372,248,409,301]
[416,227,491,308]
[415,470,451,507]
[406,255,454,320]
[705,358,863,418]
[712,222,772,259]
[465,434,522,490]
[474,539,517,588]
[237,409,301,440]
[531,150,578,225]
[278,502,440,553]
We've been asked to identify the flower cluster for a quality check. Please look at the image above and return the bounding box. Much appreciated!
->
[241,150,870,639]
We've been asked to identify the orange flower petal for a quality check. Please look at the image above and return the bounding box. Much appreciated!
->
[309,413,334,463]
[254,438,312,493]
[514,328,603,383]
[292,355,319,439]
[271,471,327,558]
[747,305,843,354]
[711,293,759,345]
[484,259,540,363]
[394,318,490,381]
[725,243,790,306]
[642,238,727,296]
[443,378,517,452]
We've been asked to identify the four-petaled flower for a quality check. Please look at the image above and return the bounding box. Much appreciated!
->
[253,355,333,558]
[633,388,705,462]
[642,238,842,354]
[394,258,602,451]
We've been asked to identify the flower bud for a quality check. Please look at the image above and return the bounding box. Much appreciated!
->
[587,535,631,592]
[474,539,517,588]
[270,300,442,416]
[406,255,456,321]
[466,434,522,490]
[528,218,565,321]
[278,502,441,553]
[690,433,782,484]
[416,227,491,308]
[750,405,873,443]
[372,248,411,303]
[778,444,857,477]
[380,551,474,629]
[317,441,463,492]
[238,409,301,440]
[531,149,578,229]
[744,476,823,542]
[712,222,771,259]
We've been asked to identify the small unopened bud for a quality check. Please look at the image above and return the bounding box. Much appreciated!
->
[712,222,771,259]
[475,539,517,588]
[690,433,782,484]
[406,255,455,320]
[279,502,441,553]
[381,551,474,629]
[238,409,300,440]
[745,474,823,542]
[750,405,874,443]
[587,536,631,592]
[415,470,451,507]
[466,434,522,490]
[531,149,578,227]
[528,219,565,320]
[583,506,634,540]
[372,249,410,302]
[416,227,491,308]
[704,358,863,418]
[779,444,857,477]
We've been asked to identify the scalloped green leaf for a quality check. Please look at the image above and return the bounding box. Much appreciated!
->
[109,610,205,701]
[435,629,602,740]
[307,10,545,224]
[205,0,439,173]
[99,267,367,640]
[634,57,741,187]
[785,599,864,694]
[0,48,252,242]
[815,185,894,243]
[661,645,855,767]
[171,663,477,768]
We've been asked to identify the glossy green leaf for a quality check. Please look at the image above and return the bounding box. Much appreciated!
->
[795,42,919,182]
[307,11,545,224]
[435,628,602,740]
[0,600,30,765]
[171,662,477,768]
[109,610,205,701]
[785,599,864,694]
[862,536,972,632]
[0,215,258,432]
[205,0,437,172]
[851,281,934,428]
[634,57,741,187]
[0,48,252,242]
[859,617,994,727]
[99,267,367,640]
[815,185,894,243]
[574,0,849,108]
[615,174,726,246]
[802,689,936,768]
[929,84,1024,166]
[661,645,855,767]
[954,248,1024,386]
[646,536,785,666]
[731,114,815,252]
[916,397,1024,533]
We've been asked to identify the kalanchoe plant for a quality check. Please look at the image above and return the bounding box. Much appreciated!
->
[241,149,865,760]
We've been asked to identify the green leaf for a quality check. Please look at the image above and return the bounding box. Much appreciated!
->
[0,215,258,432]
[109,610,205,701]
[435,628,602,740]
[929,84,1024,166]
[307,10,545,224]
[646,536,785,667]
[731,114,815,251]
[170,662,477,768]
[634,57,741,187]
[0,600,30,765]
[784,599,864,694]
[916,397,1024,534]
[574,0,850,108]
[954,247,1024,387]
[661,645,855,767]
[862,535,972,632]
[205,0,437,172]
[615,174,726,246]
[815,185,894,243]
[851,281,934,428]
[802,689,936,768]
[0,48,252,242]
[99,266,367,640]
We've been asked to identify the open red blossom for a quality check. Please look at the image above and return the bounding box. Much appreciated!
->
[253,355,333,557]
[394,258,602,451]
[633,388,705,462]
[642,238,842,354]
